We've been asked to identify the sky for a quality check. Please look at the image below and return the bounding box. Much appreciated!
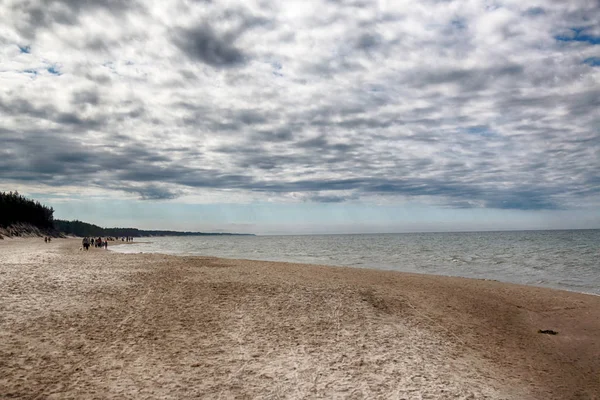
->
[0,0,599,235]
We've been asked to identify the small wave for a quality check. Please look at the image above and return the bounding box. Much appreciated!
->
[106,231,600,295]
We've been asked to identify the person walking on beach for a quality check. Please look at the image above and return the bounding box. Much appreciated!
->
[82,237,90,251]
[104,239,108,249]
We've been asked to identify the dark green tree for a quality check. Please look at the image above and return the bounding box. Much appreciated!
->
[0,191,54,229]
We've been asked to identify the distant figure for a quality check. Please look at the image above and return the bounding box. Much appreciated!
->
[91,238,95,247]
[104,240,108,249]
[44,237,48,243]
[82,237,90,251]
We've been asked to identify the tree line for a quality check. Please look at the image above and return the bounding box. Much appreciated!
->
[0,191,54,229]
[55,219,213,237]
[1,191,254,237]
[53,219,253,237]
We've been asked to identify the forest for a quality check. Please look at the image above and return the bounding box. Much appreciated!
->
[0,191,54,229]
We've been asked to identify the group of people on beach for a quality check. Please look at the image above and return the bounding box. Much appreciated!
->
[81,237,109,250]
[43,237,51,243]
[78,236,135,250]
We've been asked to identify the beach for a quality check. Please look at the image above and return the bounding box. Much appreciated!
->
[1,238,599,399]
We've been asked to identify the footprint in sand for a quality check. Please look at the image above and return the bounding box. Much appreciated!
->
[410,374,428,384]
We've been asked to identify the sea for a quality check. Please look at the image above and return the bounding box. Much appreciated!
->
[110,230,600,296]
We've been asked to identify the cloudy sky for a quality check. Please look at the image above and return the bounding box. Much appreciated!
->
[1,0,599,234]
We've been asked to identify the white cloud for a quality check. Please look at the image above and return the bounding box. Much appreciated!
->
[0,0,598,210]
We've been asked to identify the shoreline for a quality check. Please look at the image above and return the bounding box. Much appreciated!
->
[2,238,599,399]
[108,240,600,298]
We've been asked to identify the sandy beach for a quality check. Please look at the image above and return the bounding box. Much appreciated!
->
[1,238,599,399]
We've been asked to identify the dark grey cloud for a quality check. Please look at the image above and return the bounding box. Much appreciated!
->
[0,128,180,189]
[172,25,245,67]
[0,123,590,210]
[405,64,525,92]
[9,0,141,39]
[124,185,181,201]
[72,89,100,106]
[0,96,103,130]
[251,128,294,142]
[178,103,277,135]
[356,33,383,51]
[237,109,267,125]
[305,193,355,203]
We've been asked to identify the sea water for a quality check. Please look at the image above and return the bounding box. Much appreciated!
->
[110,230,600,295]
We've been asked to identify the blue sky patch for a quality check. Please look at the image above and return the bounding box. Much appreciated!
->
[583,57,600,66]
[47,66,62,75]
[18,45,31,54]
[555,28,600,45]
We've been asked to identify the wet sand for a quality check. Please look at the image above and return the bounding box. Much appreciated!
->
[1,238,599,399]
